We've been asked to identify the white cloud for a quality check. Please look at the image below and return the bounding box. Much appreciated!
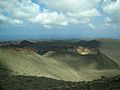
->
[30,11,69,26]
[66,9,100,19]
[43,25,52,29]
[39,0,100,13]
[0,0,69,26]
[0,0,39,25]
[103,0,119,13]
[38,0,101,26]
[88,23,96,29]
[103,0,120,27]
[0,0,101,27]
[0,0,40,18]
[104,17,117,28]
[0,13,23,25]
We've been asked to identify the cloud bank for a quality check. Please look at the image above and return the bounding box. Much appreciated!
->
[0,0,101,27]
[0,0,119,29]
[103,0,120,27]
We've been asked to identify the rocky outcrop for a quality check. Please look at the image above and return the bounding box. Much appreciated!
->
[75,46,99,55]
[60,46,99,55]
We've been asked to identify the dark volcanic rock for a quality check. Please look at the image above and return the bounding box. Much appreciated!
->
[19,40,34,46]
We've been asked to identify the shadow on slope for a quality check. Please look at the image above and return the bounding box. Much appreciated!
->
[1,40,101,55]
[0,59,120,90]
[98,39,120,65]
[19,40,101,48]
[0,47,120,81]
[0,56,120,90]
[0,61,12,90]
[0,74,120,90]
[47,52,120,71]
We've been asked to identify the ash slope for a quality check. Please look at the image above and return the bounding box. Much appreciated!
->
[0,58,120,90]
[98,39,120,65]
[0,43,120,81]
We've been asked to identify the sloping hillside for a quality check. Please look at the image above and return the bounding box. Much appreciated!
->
[0,47,120,81]
[46,51,120,70]
[98,39,120,65]
[0,48,78,81]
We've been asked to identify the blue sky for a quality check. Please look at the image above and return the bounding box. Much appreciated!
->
[0,0,120,41]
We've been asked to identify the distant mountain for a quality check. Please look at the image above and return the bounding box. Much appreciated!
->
[17,40,100,55]
[19,40,34,46]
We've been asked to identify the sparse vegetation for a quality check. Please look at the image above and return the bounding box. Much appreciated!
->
[0,74,120,90]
